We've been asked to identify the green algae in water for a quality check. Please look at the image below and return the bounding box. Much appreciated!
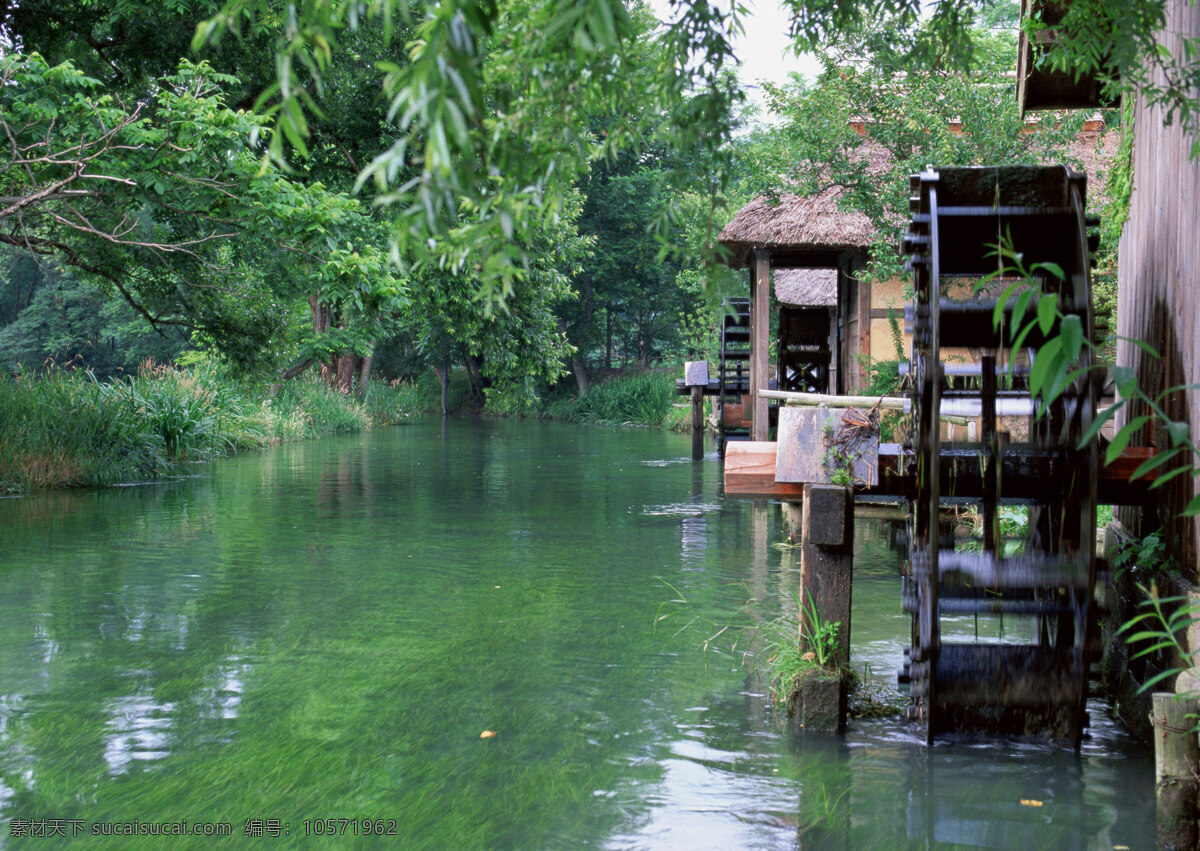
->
[0,421,1156,848]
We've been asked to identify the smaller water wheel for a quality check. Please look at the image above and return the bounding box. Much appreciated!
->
[900,166,1101,747]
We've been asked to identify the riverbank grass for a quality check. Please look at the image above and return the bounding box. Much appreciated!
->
[0,363,423,493]
[545,371,677,427]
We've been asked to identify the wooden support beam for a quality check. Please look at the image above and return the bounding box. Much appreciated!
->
[1154,691,1198,849]
[724,440,1160,504]
[856,276,871,391]
[723,442,804,496]
[799,483,853,731]
[751,249,771,441]
[690,385,704,431]
[760,389,907,409]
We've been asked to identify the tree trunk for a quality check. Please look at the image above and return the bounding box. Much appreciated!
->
[558,318,589,396]
[605,302,613,369]
[432,364,448,414]
[335,350,357,393]
[464,354,488,404]
[356,348,373,398]
[270,357,317,393]
[310,296,336,385]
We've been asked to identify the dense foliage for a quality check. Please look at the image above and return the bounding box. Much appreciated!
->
[0,0,1190,477]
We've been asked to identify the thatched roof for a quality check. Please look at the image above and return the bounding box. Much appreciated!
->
[717,187,876,268]
[775,268,837,307]
[717,128,1116,269]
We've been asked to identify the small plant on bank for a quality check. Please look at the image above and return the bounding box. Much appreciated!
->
[983,235,1200,711]
[1116,582,1199,695]
[760,592,844,716]
[654,579,905,720]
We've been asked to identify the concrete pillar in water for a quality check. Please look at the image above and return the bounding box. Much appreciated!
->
[1154,691,1199,849]
[799,483,853,731]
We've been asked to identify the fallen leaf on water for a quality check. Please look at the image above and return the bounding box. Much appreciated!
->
[480,730,498,739]
[1019,799,1043,807]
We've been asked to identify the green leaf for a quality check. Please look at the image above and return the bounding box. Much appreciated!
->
[1166,419,1190,446]
[1137,666,1184,694]
[1115,335,1161,359]
[1078,401,1122,449]
[1010,288,1036,341]
[1150,464,1195,489]
[1182,494,1200,517]
[1113,366,1138,399]
[1032,260,1065,281]
[1129,445,1181,479]
[1029,336,1063,398]
[1106,415,1149,465]
[1059,314,1083,364]
[1036,292,1058,335]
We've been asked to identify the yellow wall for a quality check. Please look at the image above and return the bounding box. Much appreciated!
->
[869,277,907,362]
[869,277,981,367]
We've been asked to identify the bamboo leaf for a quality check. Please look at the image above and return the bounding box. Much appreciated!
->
[1059,314,1083,364]
[1130,446,1181,479]
[1078,402,1121,449]
[1150,463,1194,489]
[1115,335,1161,359]
[1036,292,1059,335]
[1106,415,1149,465]
[1137,667,1184,694]
[1029,337,1063,398]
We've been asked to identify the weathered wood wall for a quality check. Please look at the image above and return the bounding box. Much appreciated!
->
[1116,0,1200,571]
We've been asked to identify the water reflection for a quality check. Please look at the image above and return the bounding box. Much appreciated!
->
[103,695,174,774]
[0,421,1154,847]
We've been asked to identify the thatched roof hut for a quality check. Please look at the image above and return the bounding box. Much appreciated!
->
[775,268,837,307]
[717,126,1115,269]
[717,187,875,269]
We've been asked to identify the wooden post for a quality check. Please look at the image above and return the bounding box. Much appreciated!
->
[1154,692,1199,849]
[690,385,704,431]
[856,274,871,392]
[690,385,705,460]
[782,500,803,537]
[751,249,771,441]
[827,308,839,394]
[799,483,854,731]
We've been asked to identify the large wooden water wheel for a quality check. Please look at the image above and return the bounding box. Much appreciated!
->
[900,166,1101,747]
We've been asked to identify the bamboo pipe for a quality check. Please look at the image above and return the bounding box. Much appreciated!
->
[756,390,972,426]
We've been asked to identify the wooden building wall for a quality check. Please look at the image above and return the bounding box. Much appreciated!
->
[1116,0,1200,569]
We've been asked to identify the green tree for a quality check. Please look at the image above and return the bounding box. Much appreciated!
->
[0,259,188,377]
[745,12,1092,284]
[0,54,403,376]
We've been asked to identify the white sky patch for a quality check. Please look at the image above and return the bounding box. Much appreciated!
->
[649,0,821,123]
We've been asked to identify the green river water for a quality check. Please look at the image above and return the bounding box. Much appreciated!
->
[0,420,1154,848]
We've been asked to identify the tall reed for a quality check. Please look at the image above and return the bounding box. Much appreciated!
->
[564,372,674,426]
[0,362,426,492]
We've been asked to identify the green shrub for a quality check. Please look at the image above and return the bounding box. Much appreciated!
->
[270,376,370,438]
[0,369,165,491]
[0,361,419,492]
[565,372,674,426]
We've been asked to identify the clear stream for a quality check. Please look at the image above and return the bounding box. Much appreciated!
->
[0,420,1154,848]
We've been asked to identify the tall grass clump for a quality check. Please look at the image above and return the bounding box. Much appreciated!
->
[0,369,165,491]
[0,360,431,492]
[101,361,231,462]
[269,375,370,439]
[565,372,674,426]
[363,378,425,424]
